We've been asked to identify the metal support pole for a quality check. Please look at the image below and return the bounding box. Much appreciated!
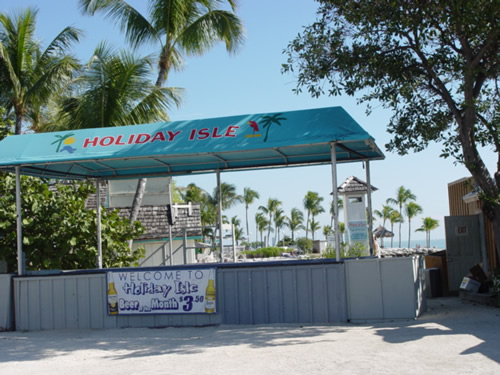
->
[217,170,224,263]
[183,228,188,265]
[365,161,375,256]
[232,224,236,262]
[15,167,24,275]
[96,179,103,268]
[330,143,341,261]
[168,181,173,266]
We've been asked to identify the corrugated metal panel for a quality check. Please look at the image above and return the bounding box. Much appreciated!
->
[13,261,347,331]
[14,273,221,331]
[0,274,14,331]
[345,257,426,321]
[219,263,347,324]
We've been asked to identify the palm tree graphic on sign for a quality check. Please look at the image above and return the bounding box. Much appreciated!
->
[51,133,77,153]
[260,113,286,142]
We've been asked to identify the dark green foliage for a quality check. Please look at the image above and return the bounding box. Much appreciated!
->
[0,173,145,272]
[283,0,500,257]
[296,237,313,251]
[241,247,289,259]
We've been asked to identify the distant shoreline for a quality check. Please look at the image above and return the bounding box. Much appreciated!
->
[378,238,446,250]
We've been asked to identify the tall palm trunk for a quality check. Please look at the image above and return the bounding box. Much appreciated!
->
[129,47,171,238]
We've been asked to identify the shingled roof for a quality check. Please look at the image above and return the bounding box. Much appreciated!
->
[86,182,202,240]
[337,176,378,194]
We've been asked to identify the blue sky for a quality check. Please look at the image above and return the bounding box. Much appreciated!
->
[3,0,496,245]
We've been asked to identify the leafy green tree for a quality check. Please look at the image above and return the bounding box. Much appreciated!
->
[259,198,281,247]
[387,186,416,247]
[0,8,81,134]
[287,207,304,242]
[405,202,423,248]
[283,0,500,258]
[0,106,13,140]
[0,173,144,272]
[296,237,313,252]
[416,217,440,248]
[243,187,259,240]
[47,42,182,131]
[79,0,245,228]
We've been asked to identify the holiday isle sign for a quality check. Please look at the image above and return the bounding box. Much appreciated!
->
[52,114,287,155]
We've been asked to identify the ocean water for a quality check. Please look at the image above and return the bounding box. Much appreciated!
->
[378,238,446,249]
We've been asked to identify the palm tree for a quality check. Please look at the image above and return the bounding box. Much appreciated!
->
[330,198,343,228]
[388,211,403,248]
[79,0,245,224]
[255,212,268,247]
[374,204,395,247]
[80,0,244,86]
[405,202,423,248]
[274,208,288,247]
[416,217,440,248]
[0,8,81,134]
[303,191,323,240]
[48,43,182,131]
[210,182,243,211]
[387,186,416,247]
[287,208,304,242]
[231,216,242,245]
[323,225,333,240]
[309,219,321,241]
[258,198,281,247]
[243,187,259,240]
[338,222,346,244]
[259,113,286,142]
[182,183,208,204]
[311,202,325,229]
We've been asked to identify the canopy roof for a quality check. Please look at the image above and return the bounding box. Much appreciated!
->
[0,106,384,180]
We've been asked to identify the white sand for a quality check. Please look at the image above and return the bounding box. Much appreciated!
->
[1,297,499,374]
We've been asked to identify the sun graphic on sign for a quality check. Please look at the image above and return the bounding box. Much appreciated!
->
[51,133,77,153]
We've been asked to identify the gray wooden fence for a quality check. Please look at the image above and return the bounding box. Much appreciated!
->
[12,260,348,331]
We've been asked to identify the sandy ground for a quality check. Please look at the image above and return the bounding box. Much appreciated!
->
[1,297,499,375]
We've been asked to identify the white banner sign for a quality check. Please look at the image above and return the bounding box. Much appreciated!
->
[106,268,216,315]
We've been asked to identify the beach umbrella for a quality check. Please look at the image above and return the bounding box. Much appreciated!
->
[373,226,394,238]
[373,226,394,248]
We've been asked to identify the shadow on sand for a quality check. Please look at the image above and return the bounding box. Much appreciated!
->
[0,297,499,366]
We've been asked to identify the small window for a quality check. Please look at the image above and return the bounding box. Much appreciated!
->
[108,177,172,208]
[348,196,362,204]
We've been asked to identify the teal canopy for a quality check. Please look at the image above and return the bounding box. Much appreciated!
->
[0,106,384,180]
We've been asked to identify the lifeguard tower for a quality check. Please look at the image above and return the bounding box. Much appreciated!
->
[338,176,378,255]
